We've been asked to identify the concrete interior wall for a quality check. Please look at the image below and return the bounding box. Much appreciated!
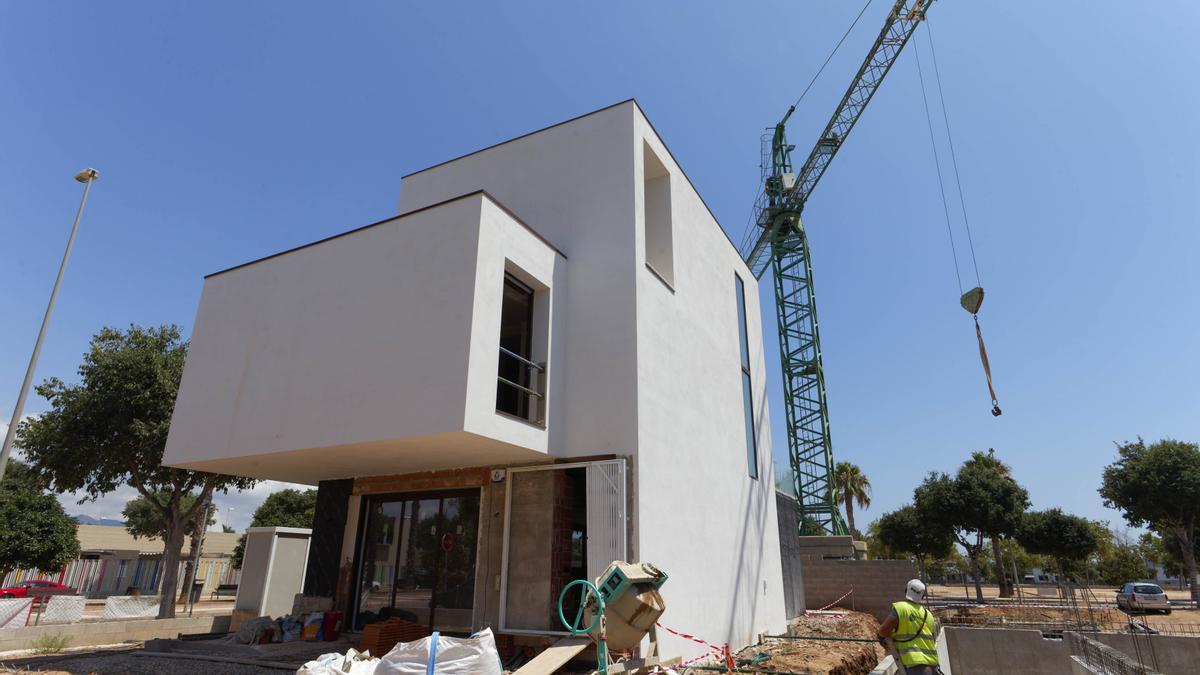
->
[775,492,805,618]
[504,470,556,630]
[946,627,1199,675]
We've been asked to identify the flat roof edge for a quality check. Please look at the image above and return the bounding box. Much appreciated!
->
[204,189,565,280]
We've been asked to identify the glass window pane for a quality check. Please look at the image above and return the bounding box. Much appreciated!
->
[742,372,758,479]
[498,275,535,417]
[735,275,750,370]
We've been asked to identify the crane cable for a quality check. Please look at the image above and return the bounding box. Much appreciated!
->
[914,18,1002,417]
[791,0,877,110]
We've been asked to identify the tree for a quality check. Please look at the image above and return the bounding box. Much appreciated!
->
[965,449,1017,598]
[1139,531,1195,589]
[1016,509,1099,583]
[914,460,1030,602]
[1096,543,1151,586]
[221,524,235,534]
[123,491,216,601]
[1100,438,1200,607]
[874,504,954,581]
[0,461,81,580]
[231,488,317,568]
[16,325,256,618]
[831,462,871,535]
[123,491,213,540]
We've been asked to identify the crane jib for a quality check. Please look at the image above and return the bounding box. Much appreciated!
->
[746,0,934,536]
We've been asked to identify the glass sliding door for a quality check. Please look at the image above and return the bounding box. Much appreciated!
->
[353,489,480,632]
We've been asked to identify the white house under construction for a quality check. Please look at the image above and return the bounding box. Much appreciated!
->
[163,99,791,659]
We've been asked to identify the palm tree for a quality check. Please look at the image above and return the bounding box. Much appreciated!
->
[832,461,872,535]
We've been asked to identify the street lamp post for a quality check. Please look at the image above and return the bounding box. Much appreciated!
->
[0,168,100,483]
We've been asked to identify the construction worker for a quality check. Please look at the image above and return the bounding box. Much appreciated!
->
[877,578,941,674]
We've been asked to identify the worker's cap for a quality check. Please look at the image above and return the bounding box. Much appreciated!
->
[905,578,926,603]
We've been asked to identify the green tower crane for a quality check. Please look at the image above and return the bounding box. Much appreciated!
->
[741,0,935,535]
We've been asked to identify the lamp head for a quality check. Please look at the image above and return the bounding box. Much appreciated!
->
[74,168,99,183]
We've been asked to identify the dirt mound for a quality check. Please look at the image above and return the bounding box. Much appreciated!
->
[730,611,884,675]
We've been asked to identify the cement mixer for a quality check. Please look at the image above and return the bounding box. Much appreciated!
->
[557,561,675,674]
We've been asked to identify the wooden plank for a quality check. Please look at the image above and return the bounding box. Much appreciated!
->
[512,636,592,675]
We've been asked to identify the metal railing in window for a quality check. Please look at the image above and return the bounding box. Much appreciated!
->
[497,346,546,426]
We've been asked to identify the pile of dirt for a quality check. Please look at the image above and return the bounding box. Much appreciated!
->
[731,611,884,675]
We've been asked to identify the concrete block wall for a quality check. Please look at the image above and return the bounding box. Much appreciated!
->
[946,627,1198,675]
[0,614,231,653]
[800,559,916,620]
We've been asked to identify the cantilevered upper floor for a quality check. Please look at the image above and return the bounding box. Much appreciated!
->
[163,191,565,483]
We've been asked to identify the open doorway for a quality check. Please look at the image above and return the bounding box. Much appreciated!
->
[500,459,627,633]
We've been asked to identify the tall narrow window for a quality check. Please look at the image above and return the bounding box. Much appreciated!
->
[497,274,534,418]
[643,142,674,286]
[735,274,758,479]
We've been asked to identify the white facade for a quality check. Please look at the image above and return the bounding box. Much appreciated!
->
[164,100,787,657]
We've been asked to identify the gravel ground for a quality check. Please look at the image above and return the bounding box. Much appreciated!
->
[1,652,287,674]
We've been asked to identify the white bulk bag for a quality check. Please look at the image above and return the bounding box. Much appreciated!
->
[375,628,502,675]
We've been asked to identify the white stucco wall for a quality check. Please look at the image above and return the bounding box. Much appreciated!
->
[166,99,787,655]
[163,192,562,482]
[629,108,788,656]
[401,101,786,655]
[398,101,639,460]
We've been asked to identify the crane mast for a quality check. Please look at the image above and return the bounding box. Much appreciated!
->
[741,0,933,535]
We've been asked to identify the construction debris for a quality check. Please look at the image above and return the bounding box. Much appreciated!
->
[746,611,885,675]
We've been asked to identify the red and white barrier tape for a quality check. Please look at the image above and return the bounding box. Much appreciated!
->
[815,588,854,611]
[651,621,728,673]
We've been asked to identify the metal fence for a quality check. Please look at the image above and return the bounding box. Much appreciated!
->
[1066,631,1163,675]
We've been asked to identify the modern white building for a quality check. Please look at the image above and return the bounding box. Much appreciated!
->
[164,99,789,659]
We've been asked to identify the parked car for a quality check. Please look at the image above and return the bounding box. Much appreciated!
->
[0,580,72,600]
[1116,582,1172,614]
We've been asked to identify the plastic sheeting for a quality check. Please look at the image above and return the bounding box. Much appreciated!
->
[297,649,380,675]
[102,594,161,619]
[375,628,503,675]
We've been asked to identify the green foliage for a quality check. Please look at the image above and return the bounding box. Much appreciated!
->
[1096,543,1152,586]
[232,488,318,567]
[0,461,81,578]
[913,457,1029,600]
[15,325,256,618]
[798,514,824,537]
[1100,439,1200,531]
[31,633,70,655]
[221,524,235,533]
[1016,508,1099,577]
[1100,438,1200,602]
[123,491,214,540]
[831,462,871,534]
[874,504,954,561]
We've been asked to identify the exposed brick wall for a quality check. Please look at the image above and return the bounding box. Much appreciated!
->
[801,559,917,621]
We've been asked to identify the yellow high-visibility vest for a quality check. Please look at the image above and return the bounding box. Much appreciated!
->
[891,600,938,667]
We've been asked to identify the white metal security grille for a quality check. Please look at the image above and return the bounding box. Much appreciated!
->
[585,460,627,580]
[499,458,628,634]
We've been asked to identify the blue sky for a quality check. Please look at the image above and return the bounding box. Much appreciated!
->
[2,1,1197,533]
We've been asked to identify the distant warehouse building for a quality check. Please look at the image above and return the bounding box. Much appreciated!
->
[0,524,241,599]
